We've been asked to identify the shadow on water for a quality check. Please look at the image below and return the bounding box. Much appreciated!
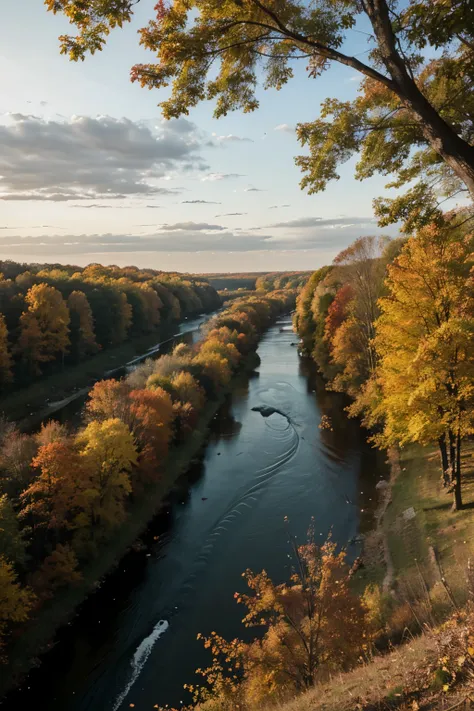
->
[2,318,389,711]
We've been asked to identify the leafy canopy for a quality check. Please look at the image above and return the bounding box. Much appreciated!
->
[45,0,474,227]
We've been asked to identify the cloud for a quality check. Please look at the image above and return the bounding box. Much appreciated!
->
[201,173,245,182]
[213,133,253,143]
[267,216,377,229]
[181,199,222,205]
[0,114,207,201]
[159,221,226,232]
[0,221,398,257]
[274,123,295,133]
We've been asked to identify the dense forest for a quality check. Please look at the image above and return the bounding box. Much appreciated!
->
[294,215,474,512]
[204,272,311,292]
[0,288,295,669]
[0,261,221,390]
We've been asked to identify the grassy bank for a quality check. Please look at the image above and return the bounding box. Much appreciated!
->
[2,352,259,695]
[359,441,474,615]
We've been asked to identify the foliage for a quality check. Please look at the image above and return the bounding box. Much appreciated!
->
[21,440,85,531]
[30,544,82,599]
[190,532,368,708]
[0,495,28,568]
[0,262,221,389]
[67,290,98,360]
[0,556,35,654]
[17,284,70,375]
[76,418,137,529]
[0,286,295,662]
[0,431,37,499]
[0,314,12,387]
[370,220,474,510]
[46,0,474,227]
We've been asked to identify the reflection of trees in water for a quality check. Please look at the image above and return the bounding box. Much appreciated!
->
[299,356,358,457]
[209,396,243,441]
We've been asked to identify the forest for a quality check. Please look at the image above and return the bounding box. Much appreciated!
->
[1,0,474,710]
[0,262,221,389]
[0,286,296,676]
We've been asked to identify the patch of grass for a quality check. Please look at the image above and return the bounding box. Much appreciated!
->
[384,441,474,606]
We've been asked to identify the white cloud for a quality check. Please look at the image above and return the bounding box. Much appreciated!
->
[0,114,208,202]
[201,172,246,181]
[274,123,295,133]
[213,133,253,143]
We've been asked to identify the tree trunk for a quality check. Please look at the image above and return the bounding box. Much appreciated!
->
[366,0,474,200]
[438,434,450,487]
[449,429,456,483]
[452,430,463,512]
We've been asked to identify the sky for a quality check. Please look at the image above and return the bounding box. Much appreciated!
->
[0,1,402,273]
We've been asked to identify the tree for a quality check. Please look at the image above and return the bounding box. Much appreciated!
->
[67,290,98,361]
[86,379,132,424]
[0,431,37,498]
[171,371,205,412]
[332,236,389,377]
[34,420,68,448]
[46,0,474,226]
[0,556,35,655]
[372,221,474,510]
[17,284,70,375]
[0,494,28,567]
[0,314,12,387]
[21,441,85,532]
[129,387,174,457]
[76,418,137,529]
[30,544,82,600]
[190,533,368,708]
[294,267,333,355]
[324,284,354,343]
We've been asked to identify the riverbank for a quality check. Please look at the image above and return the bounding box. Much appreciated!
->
[1,351,259,697]
[0,326,174,428]
[360,440,474,617]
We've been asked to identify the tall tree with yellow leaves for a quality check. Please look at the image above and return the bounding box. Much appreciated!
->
[372,221,474,510]
[18,284,70,375]
[76,418,137,530]
[67,290,98,361]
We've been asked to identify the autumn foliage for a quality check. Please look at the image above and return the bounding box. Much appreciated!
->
[0,287,295,662]
[0,261,221,391]
[188,532,368,709]
[295,217,474,512]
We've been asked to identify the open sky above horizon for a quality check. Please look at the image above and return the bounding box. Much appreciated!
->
[0,1,405,273]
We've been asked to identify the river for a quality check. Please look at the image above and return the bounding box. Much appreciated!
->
[1,317,387,711]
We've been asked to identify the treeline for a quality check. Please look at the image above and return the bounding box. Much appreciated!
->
[255,271,312,291]
[204,271,310,292]
[294,215,474,511]
[0,261,221,390]
[0,289,295,664]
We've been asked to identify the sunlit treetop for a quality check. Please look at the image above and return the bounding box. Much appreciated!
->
[45,1,474,229]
